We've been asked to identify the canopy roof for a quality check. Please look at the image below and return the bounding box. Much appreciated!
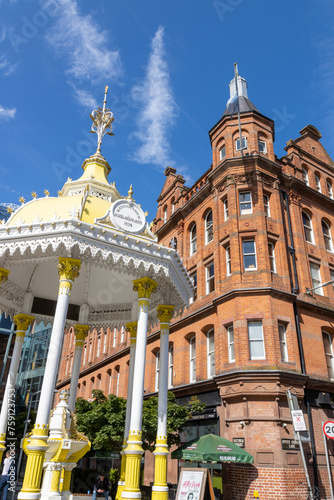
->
[0,98,192,327]
[171,434,254,464]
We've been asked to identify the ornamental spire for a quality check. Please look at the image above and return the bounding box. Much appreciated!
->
[89,86,114,154]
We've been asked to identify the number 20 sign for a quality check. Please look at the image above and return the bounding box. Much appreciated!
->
[323,421,334,439]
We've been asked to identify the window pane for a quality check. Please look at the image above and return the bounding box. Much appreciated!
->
[248,322,263,340]
[243,240,255,254]
[250,340,264,359]
[240,192,251,203]
[244,255,256,269]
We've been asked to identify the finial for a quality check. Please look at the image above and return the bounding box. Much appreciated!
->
[59,389,69,402]
[127,185,134,200]
[234,62,239,77]
[19,196,25,204]
[31,191,37,199]
[90,86,114,154]
[44,189,50,197]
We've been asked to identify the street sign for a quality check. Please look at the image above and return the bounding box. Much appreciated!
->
[323,421,334,439]
[291,410,307,432]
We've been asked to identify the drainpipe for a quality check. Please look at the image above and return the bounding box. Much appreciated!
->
[281,190,318,490]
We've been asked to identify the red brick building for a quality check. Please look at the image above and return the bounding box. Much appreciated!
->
[57,73,334,499]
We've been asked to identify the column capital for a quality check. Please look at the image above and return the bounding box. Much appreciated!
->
[74,324,89,342]
[156,305,175,324]
[57,257,81,282]
[126,321,137,340]
[13,313,34,331]
[132,277,158,299]
[0,267,10,285]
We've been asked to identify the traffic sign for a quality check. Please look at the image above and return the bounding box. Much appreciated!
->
[291,410,307,432]
[323,421,334,439]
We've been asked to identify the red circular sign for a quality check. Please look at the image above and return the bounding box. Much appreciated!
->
[323,421,334,439]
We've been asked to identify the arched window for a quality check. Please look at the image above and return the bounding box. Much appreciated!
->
[302,167,309,186]
[163,206,168,223]
[323,331,334,379]
[115,367,120,396]
[189,336,196,383]
[171,197,176,214]
[205,210,213,244]
[327,181,334,200]
[322,220,333,252]
[302,211,314,243]
[219,145,226,160]
[190,223,197,256]
[207,329,215,378]
[168,345,174,388]
[315,174,322,193]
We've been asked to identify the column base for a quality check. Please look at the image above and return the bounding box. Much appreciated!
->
[121,492,141,500]
[151,487,168,500]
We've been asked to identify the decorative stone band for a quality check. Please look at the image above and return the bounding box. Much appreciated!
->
[57,257,81,295]
[74,324,89,344]
[0,267,10,285]
[156,305,175,326]
[126,321,137,344]
[13,314,35,339]
[132,277,158,299]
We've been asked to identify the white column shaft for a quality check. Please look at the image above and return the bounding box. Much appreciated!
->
[129,300,149,433]
[68,343,83,412]
[0,331,25,435]
[124,340,136,439]
[36,287,71,426]
[157,325,169,438]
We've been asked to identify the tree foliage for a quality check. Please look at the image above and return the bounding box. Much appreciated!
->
[74,390,205,453]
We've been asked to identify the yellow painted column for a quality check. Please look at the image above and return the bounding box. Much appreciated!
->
[0,312,34,463]
[19,258,80,500]
[116,321,137,500]
[152,305,174,500]
[122,278,158,500]
[0,267,10,461]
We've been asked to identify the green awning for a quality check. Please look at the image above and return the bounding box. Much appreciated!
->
[171,434,254,464]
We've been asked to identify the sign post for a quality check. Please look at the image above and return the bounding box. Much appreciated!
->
[287,390,314,500]
[322,421,334,500]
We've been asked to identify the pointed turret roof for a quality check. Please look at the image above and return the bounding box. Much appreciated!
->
[222,69,259,117]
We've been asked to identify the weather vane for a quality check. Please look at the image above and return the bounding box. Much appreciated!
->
[90,86,114,154]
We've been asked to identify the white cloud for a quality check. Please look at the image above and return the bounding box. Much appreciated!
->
[71,86,98,109]
[130,26,177,168]
[46,0,123,84]
[0,55,17,76]
[0,105,16,122]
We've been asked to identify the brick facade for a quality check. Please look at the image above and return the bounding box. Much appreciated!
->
[57,79,334,499]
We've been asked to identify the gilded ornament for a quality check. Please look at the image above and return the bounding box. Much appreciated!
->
[44,189,50,196]
[0,267,10,285]
[90,86,114,154]
[19,196,25,204]
[31,191,37,199]
[57,257,81,282]
[6,207,13,214]
[156,305,175,324]
[13,313,34,332]
[133,277,158,299]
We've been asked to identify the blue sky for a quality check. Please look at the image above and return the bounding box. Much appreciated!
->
[0,0,334,220]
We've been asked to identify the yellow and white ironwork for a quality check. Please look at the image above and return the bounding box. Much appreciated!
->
[19,258,80,500]
[116,321,137,500]
[122,278,158,500]
[152,305,174,500]
[68,325,89,412]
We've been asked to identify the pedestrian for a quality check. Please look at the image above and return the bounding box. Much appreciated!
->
[92,472,109,500]
[0,451,14,500]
